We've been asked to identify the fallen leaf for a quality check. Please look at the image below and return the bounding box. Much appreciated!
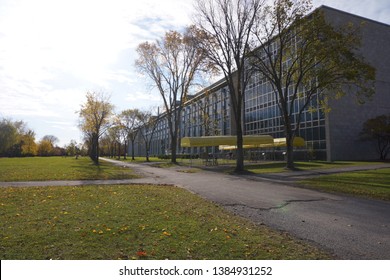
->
[137,250,147,257]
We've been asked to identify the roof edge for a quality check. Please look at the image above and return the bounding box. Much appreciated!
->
[316,5,390,28]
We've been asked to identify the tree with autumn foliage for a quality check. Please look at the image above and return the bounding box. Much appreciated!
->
[248,0,376,169]
[78,91,114,165]
[135,26,209,163]
[0,118,38,157]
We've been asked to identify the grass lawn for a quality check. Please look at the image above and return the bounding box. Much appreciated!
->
[299,168,390,201]
[0,157,139,181]
[244,161,382,174]
[0,185,330,260]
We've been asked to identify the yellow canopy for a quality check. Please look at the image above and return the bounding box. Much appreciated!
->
[219,137,305,150]
[273,137,305,147]
[180,135,274,147]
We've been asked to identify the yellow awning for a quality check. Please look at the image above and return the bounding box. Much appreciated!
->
[273,137,305,147]
[218,137,305,150]
[181,135,274,147]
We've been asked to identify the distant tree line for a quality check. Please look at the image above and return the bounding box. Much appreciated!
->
[0,117,83,157]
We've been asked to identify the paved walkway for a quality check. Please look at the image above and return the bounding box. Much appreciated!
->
[1,159,389,259]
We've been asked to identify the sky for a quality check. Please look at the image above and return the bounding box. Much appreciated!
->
[0,0,389,146]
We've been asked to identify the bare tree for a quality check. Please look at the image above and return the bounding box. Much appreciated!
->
[193,0,264,172]
[249,0,375,169]
[118,109,141,160]
[107,123,123,160]
[135,26,208,163]
[137,109,160,162]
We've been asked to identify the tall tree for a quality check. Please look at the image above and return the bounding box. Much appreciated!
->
[65,140,79,157]
[0,118,37,157]
[107,121,125,160]
[0,118,18,156]
[78,91,114,165]
[20,130,37,156]
[193,0,264,172]
[37,138,54,156]
[249,0,375,169]
[118,109,141,160]
[137,110,160,162]
[101,127,117,158]
[136,26,208,163]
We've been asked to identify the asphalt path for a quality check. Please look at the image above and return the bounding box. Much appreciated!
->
[100,158,390,260]
[1,158,389,259]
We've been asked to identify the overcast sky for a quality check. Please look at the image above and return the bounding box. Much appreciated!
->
[0,0,389,146]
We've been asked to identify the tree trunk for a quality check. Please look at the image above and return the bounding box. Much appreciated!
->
[89,135,98,164]
[235,125,244,172]
[117,142,121,160]
[96,136,100,165]
[286,139,295,170]
[171,135,177,164]
[145,144,150,162]
[282,109,296,170]
[123,140,127,160]
[90,134,99,165]
[285,132,295,170]
[131,139,135,160]
[234,87,244,173]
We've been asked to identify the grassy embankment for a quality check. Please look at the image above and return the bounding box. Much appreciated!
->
[299,168,390,200]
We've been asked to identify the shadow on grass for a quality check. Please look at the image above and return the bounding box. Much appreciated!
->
[245,161,379,174]
[71,159,138,180]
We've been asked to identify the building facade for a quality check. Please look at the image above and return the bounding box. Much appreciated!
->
[130,6,390,161]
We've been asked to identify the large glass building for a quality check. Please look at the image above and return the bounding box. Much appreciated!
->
[131,6,390,161]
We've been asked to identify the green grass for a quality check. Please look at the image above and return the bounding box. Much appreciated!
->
[245,161,381,174]
[300,168,390,200]
[0,157,139,181]
[0,185,330,260]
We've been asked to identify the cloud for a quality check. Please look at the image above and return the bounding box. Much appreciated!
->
[124,91,162,109]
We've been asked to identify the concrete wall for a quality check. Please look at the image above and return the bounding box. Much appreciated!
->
[323,6,390,161]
